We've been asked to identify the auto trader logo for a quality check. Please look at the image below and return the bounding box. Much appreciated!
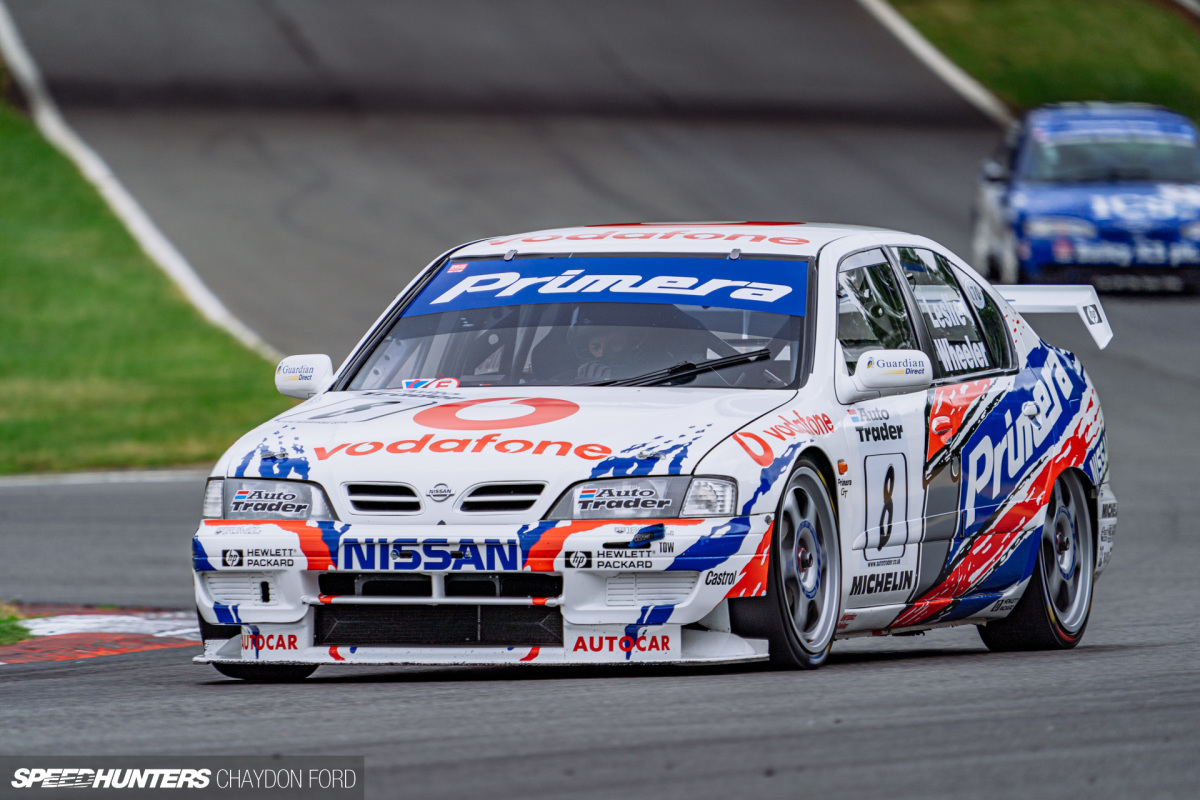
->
[577,487,671,512]
[222,549,244,567]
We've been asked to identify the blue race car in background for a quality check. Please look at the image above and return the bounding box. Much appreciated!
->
[972,103,1200,292]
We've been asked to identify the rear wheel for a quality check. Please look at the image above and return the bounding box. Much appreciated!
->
[213,663,317,682]
[979,470,1094,651]
[730,458,841,668]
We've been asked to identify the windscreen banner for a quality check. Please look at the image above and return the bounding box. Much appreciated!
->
[401,257,808,317]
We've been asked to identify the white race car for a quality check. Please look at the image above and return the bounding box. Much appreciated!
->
[192,222,1118,680]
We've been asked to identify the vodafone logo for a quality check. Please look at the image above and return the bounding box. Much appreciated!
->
[413,397,580,431]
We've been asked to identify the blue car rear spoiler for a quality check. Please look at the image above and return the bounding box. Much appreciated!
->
[998,286,1113,349]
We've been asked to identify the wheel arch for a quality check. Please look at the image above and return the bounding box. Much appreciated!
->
[796,446,839,518]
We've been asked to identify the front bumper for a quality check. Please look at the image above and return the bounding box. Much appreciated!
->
[192,515,773,666]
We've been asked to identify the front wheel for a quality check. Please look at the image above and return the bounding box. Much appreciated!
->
[730,458,841,668]
[978,470,1094,651]
[213,663,318,682]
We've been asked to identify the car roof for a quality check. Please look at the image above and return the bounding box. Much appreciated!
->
[450,222,896,260]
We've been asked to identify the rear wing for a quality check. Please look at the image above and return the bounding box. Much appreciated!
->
[997,285,1113,349]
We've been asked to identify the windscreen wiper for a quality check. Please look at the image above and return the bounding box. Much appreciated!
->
[592,347,772,387]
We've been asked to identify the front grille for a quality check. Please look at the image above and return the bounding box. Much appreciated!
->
[445,573,562,598]
[315,605,562,646]
[318,572,560,599]
[203,572,277,606]
[606,572,699,607]
[345,483,421,514]
[320,572,431,597]
[459,482,545,513]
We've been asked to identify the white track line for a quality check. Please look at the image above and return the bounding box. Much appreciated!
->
[23,613,198,639]
[0,468,209,488]
[1176,0,1200,17]
[0,2,281,361]
[856,0,1014,128]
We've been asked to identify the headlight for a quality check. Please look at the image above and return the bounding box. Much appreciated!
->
[1181,220,1200,240]
[202,479,224,518]
[1023,216,1096,239]
[215,478,335,521]
[682,478,738,516]
[548,476,737,520]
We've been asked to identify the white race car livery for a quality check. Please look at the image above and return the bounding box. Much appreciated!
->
[192,222,1117,678]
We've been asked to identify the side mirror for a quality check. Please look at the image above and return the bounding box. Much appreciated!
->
[275,354,333,399]
[852,350,932,393]
[981,159,1009,182]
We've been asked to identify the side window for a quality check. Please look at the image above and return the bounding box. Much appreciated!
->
[895,247,993,377]
[837,248,918,373]
[957,267,1014,371]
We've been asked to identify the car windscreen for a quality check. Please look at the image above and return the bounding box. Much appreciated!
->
[1020,119,1200,183]
[346,255,808,390]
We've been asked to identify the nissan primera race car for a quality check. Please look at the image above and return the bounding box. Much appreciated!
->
[193,222,1118,680]
[973,103,1200,291]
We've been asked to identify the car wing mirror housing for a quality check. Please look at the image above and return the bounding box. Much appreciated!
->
[982,159,1009,182]
[852,349,933,393]
[275,354,334,399]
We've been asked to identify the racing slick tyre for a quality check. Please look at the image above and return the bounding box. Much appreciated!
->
[730,458,841,669]
[978,470,1094,652]
[212,663,318,682]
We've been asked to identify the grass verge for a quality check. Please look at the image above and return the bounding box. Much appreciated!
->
[0,603,32,646]
[0,69,291,474]
[891,0,1200,121]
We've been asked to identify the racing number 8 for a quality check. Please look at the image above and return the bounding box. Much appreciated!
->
[864,453,908,555]
[879,465,895,548]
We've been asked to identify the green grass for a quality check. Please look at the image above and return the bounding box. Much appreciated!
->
[0,603,31,646]
[0,71,291,474]
[892,0,1200,121]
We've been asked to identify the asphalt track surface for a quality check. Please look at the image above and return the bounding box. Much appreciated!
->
[3,3,1199,798]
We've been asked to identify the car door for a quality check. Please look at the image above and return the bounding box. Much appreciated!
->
[892,246,1025,597]
[833,248,928,609]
